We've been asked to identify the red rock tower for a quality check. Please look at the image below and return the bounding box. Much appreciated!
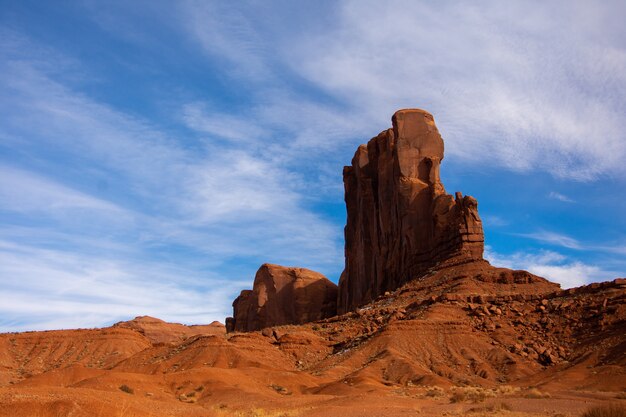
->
[338,109,484,313]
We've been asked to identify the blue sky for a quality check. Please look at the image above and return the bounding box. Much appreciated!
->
[1,1,625,332]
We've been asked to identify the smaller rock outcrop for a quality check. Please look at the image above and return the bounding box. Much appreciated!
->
[226,264,338,332]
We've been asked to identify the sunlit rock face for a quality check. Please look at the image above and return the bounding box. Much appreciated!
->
[226,264,338,332]
[338,109,484,313]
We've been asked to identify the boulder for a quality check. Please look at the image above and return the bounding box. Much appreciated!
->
[338,109,484,313]
[226,264,337,332]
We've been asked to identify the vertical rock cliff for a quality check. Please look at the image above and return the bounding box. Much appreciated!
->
[338,109,484,313]
[226,264,338,332]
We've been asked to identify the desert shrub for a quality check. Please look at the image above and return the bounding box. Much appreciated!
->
[425,385,445,397]
[219,409,301,417]
[450,387,494,403]
[616,392,626,400]
[524,387,550,399]
[496,385,520,395]
[269,384,290,395]
[468,402,513,413]
[581,404,626,417]
[119,384,134,394]
[450,390,467,403]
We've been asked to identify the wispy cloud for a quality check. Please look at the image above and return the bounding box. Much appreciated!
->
[0,32,343,332]
[181,1,272,80]
[481,215,508,227]
[181,102,268,143]
[517,230,582,250]
[0,165,126,216]
[548,191,575,203]
[280,0,626,180]
[0,239,247,332]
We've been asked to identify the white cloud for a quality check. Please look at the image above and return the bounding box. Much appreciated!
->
[279,0,626,180]
[0,165,126,215]
[517,230,582,250]
[485,247,614,289]
[548,191,575,203]
[0,34,344,332]
[528,262,606,290]
[181,102,268,143]
[181,1,271,80]
[481,215,508,227]
[0,35,342,266]
[0,239,247,332]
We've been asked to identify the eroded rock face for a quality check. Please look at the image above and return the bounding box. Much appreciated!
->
[227,264,338,332]
[338,109,484,313]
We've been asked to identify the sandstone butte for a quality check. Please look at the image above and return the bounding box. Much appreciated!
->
[226,264,338,332]
[1,109,625,417]
[228,108,505,330]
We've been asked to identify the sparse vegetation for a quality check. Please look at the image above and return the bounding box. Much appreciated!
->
[119,384,134,394]
[523,387,551,399]
[616,392,626,400]
[269,384,291,395]
[212,407,301,417]
[425,385,445,398]
[449,386,496,403]
[495,385,520,395]
[468,402,513,413]
[581,403,626,417]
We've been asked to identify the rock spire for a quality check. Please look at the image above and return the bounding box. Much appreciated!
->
[337,109,484,313]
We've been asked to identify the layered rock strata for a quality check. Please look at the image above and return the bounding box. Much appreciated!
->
[338,109,484,313]
[226,264,338,332]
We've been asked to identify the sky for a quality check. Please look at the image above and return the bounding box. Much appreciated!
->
[1,0,625,332]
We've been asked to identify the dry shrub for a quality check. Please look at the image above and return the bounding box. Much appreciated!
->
[450,387,495,403]
[524,387,550,399]
[616,392,626,400]
[230,410,301,417]
[581,404,626,417]
[425,385,445,398]
[496,385,520,395]
[269,384,291,395]
[119,384,134,394]
[468,402,513,413]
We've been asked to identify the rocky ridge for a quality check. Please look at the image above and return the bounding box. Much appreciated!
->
[1,274,623,417]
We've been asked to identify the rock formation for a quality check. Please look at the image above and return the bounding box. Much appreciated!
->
[226,264,338,332]
[338,109,484,313]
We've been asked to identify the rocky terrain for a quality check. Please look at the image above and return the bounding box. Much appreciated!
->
[1,109,624,417]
